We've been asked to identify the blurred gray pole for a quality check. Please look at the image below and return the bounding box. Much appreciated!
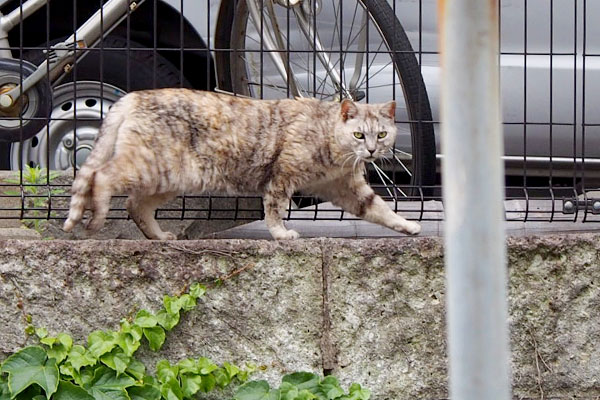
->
[438,0,511,399]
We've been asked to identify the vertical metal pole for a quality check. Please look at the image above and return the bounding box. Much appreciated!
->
[438,0,511,399]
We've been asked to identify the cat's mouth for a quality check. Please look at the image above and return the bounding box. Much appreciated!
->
[363,156,377,163]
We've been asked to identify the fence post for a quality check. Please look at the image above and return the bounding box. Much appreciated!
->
[438,0,511,399]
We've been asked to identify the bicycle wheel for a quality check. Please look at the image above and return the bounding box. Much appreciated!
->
[216,0,436,197]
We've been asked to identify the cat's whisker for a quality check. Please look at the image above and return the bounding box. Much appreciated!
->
[352,156,363,175]
[380,155,393,169]
[340,152,357,169]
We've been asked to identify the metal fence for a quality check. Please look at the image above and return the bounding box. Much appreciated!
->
[0,0,597,230]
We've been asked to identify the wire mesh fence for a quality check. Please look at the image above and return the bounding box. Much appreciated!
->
[0,0,598,231]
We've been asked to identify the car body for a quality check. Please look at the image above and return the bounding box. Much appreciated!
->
[2,0,597,180]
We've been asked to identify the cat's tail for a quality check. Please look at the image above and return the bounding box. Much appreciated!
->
[63,99,127,232]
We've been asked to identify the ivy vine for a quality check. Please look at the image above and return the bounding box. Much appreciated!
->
[0,283,370,400]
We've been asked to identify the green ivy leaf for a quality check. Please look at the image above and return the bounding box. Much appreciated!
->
[134,310,158,328]
[35,328,48,339]
[189,283,206,299]
[0,377,11,400]
[156,309,180,331]
[318,376,345,399]
[43,333,73,364]
[88,331,117,359]
[119,320,143,342]
[224,362,241,380]
[14,385,42,400]
[156,361,178,384]
[100,348,131,376]
[84,366,135,400]
[57,333,73,349]
[87,387,130,400]
[116,320,142,357]
[345,383,370,400]
[162,296,182,316]
[142,375,159,388]
[125,359,145,381]
[279,382,298,400]
[241,364,257,384]
[143,327,166,351]
[127,384,161,400]
[180,374,202,398]
[282,372,320,392]
[160,378,184,400]
[66,345,97,372]
[115,332,140,358]
[295,390,317,400]
[196,357,218,375]
[59,364,78,381]
[212,368,231,388]
[0,346,59,400]
[53,381,94,400]
[199,374,216,393]
[77,367,96,389]
[177,294,196,311]
[234,380,279,400]
[175,358,197,375]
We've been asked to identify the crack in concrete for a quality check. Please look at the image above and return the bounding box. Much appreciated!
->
[319,241,337,375]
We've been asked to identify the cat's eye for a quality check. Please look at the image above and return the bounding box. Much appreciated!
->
[378,131,388,139]
[353,131,364,140]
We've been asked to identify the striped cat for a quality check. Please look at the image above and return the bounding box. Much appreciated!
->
[63,90,421,240]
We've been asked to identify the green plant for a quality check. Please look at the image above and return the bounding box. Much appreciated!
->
[233,373,370,400]
[0,283,370,400]
[3,164,64,232]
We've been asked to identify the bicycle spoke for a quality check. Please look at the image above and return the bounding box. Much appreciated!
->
[349,10,368,93]
[242,53,308,95]
[357,59,393,89]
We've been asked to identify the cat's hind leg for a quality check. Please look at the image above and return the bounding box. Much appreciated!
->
[126,192,178,240]
[84,167,118,233]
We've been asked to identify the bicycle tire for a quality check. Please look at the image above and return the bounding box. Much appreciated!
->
[215,0,436,193]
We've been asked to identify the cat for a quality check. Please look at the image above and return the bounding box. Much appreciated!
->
[63,89,421,240]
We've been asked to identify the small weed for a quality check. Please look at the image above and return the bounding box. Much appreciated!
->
[3,164,64,232]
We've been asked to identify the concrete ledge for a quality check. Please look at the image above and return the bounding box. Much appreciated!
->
[1,236,599,399]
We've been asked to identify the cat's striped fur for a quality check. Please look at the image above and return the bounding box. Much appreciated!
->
[63,89,421,239]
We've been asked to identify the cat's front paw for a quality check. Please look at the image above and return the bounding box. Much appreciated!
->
[157,231,177,240]
[270,228,300,240]
[395,220,421,235]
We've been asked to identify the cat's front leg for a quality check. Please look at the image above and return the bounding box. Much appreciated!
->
[309,175,421,235]
[263,191,299,240]
[366,196,422,235]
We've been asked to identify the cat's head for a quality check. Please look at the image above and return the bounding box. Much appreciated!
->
[335,99,397,164]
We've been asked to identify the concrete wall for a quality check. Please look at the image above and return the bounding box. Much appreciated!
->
[1,235,599,399]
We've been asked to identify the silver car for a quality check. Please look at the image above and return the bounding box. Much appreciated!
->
[0,0,593,191]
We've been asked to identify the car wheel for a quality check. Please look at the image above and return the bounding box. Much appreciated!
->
[3,35,189,170]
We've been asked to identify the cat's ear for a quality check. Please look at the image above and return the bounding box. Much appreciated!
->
[380,101,396,120]
[341,99,358,122]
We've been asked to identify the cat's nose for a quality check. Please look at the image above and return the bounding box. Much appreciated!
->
[367,149,376,156]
